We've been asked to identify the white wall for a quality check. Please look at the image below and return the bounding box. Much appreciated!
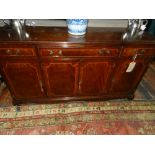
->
[0,19,128,28]
[26,19,128,28]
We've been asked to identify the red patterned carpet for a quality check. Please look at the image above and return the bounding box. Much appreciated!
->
[0,62,155,135]
[0,101,155,135]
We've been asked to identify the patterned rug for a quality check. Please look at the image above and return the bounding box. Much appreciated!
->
[0,101,155,135]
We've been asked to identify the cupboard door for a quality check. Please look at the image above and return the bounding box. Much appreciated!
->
[79,59,115,95]
[0,61,45,99]
[41,59,79,97]
[110,59,148,94]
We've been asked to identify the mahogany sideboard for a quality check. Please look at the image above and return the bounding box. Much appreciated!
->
[0,27,155,105]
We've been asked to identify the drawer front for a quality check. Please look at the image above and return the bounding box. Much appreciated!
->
[39,48,119,57]
[122,48,155,57]
[0,48,36,56]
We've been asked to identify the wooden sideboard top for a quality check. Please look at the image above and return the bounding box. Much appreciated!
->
[0,26,155,45]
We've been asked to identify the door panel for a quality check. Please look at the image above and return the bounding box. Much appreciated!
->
[79,59,115,95]
[110,59,148,94]
[1,61,45,99]
[41,59,79,97]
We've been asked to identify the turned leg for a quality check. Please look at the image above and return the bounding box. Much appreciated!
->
[127,94,134,100]
[12,99,21,112]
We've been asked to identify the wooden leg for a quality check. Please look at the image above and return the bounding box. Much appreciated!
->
[12,99,21,111]
[12,99,19,106]
[127,95,134,100]
[15,105,21,112]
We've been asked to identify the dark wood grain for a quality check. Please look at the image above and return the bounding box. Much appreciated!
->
[110,58,150,94]
[41,59,79,97]
[0,61,45,99]
[39,48,119,57]
[0,26,155,105]
[0,47,36,56]
[79,59,115,95]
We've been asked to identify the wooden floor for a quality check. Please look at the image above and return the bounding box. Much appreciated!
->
[135,61,155,100]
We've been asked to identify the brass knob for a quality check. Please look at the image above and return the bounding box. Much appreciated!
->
[58,50,62,56]
[99,49,110,55]
[6,49,11,54]
[49,50,54,55]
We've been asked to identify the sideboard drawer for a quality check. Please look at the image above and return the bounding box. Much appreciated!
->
[122,48,155,57]
[39,48,119,57]
[0,48,36,56]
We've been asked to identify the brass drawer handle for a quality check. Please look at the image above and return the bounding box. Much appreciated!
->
[133,49,138,53]
[6,49,20,55]
[16,49,20,55]
[6,49,11,54]
[133,49,145,54]
[99,49,110,55]
[139,49,145,54]
[48,50,54,56]
[58,50,62,56]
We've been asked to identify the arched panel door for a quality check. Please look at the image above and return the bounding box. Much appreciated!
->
[41,59,79,97]
[79,59,115,96]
